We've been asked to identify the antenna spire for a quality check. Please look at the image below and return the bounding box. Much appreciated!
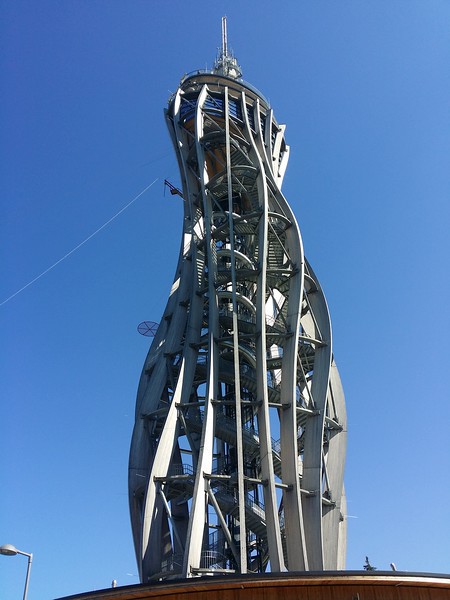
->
[222,16,228,59]
[213,16,242,79]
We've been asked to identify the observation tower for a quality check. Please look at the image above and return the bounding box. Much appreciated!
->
[129,18,347,583]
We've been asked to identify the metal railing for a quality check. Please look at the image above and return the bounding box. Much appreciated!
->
[160,553,183,573]
[168,463,194,477]
[199,550,227,569]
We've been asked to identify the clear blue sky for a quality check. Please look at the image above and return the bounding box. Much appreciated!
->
[1,1,450,597]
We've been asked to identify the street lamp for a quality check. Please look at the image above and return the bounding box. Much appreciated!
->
[0,544,33,600]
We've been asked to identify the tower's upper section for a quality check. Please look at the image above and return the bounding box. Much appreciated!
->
[165,17,288,191]
[170,17,270,115]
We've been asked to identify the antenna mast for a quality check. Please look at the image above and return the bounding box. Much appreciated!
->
[222,16,228,61]
[213,16,242,79]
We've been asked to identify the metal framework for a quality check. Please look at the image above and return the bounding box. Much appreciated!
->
[129,19,347,582]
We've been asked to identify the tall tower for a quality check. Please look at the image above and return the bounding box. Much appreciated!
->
[129,18,347,582]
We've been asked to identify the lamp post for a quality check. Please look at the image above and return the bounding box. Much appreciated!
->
[0,544,33,600]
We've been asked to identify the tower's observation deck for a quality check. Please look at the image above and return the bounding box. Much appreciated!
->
[129,21,347,583]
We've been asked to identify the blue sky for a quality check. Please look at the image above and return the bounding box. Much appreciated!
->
[1,1,450,597]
